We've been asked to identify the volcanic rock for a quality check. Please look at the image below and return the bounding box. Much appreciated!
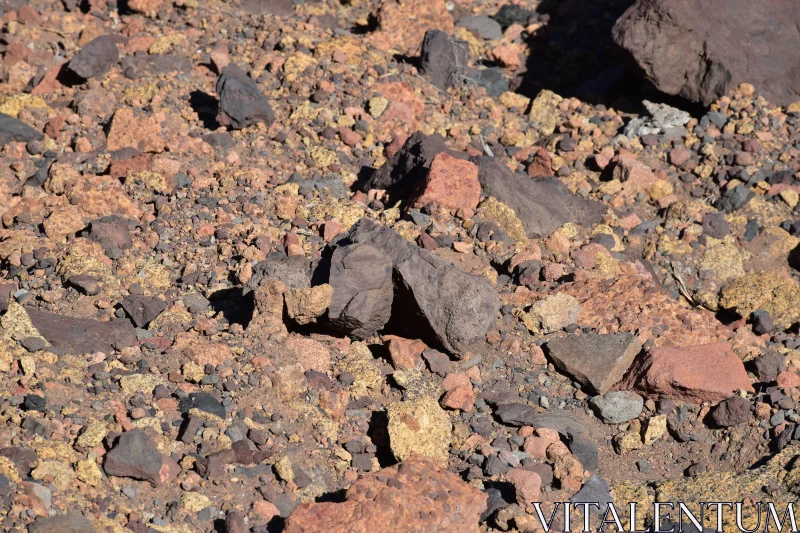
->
[216,64,276,129]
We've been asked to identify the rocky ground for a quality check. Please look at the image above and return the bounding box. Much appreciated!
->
[2,0,800,532]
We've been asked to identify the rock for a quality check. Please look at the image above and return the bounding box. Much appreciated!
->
[387,397,451,465]
[216,64,276,130]
[104,429,172,486]
[623,100,691,138]
[67,36,119,80]
[752,310,774,336]
[106,107,164,153]
[25,307,136,355]
[127,0,164,16]
[284,454,487,533]
[456,15,503,40]
[469,67,508,97]
[545,332,643,394]
[527,293,581,334]
[505,469,542,505]
[494,403,537,427]
[372,0,454,55]
[716,185,753,213]
[0,113,42,146]
[619,342,754,403]
[643,414,667,444]
[239,0,294,16]
[385,335,426,370]
[719,273,800,330]
[702,212,730,239]
[588,391,644,424]
[224,510,247,533]
[492,4,534,28]
[285,284,333,325]
[328,243,393,338]
[613,0,800,106]
[364,132,468,205]
[28,514,96,533]
[67,274,101,296]
[710,395,752,427]
[344,219,498,355]
[88,215,134,253]
[245,253,312,293]
[571,475,613,526]
[753,350,786,383]
[472,155,606,238]
[419,30,469,92]
[121,295,166,328]
[410,152,481,212]
[566,429,598,471]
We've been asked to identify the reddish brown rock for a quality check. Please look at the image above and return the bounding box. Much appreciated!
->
[371,0,454,54]
[283,454,487,533]
[619,342,754,403]
[127,0,164,16]
[372,81,424,134]
[410,153,480,212]
[527,147,553,177]
[106,108,165,153]
[385,335,426,370]
[505,468,542,504]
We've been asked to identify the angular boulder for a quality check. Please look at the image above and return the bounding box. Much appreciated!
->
[619,342,754,403]
[0,113,42,147]
[545,332,643,394]
[26,307,136,355]
[104,429,174,486]
[344,218,499,355]
[612,0,800,106]
[284,454,487,533]
[67,35,119,80]
[419,30,469,92]
[328,243,393,338]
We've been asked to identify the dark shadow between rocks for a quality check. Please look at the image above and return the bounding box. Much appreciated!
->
[54,62,85,88]
[208,287,254,328]
[514,0,705,115]
[314,488,347,504]
[188,90,220,130]
[265,515,286,533]
[366,409,395,468]
[713,307,742,327]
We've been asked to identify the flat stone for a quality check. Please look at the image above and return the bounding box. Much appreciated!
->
[387,397,451,466]
[25,307,136,355]
[456,15,503,40]
[121,295,166,328]
[494,403,537,427]
[545,332,643,394]
[28,514,96,533]
[419,30,469,92]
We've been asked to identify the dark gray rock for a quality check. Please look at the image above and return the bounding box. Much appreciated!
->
[345,218,499,354]
[612,0,800,106]
[104,429,165,486]
[0,113,42,146]
[702,212,730,238]
[181,392,226,420]
[328,243,393,338]
[469,67,508,97]
[492,4,534,28]
[121,295,166,328]
[419,30,469,92]
[120,54,193,78]
[29,514,97,533]
[216,64,276,129]
[456,15,503,40]
[710,395,752,427]
[588,391,643,424]
[363,132,468,204]
[67,35,119,80]
[26,307,136,355]
[753,350,786,383]
[566,429,598,471]
[239,0,294,16]
[472,155,606,238]
[422,347,453,376]
[571,475,612,524]
[494,403,537,427]
[545,333,642,394]
[752,310,774,336]
[716,185,753,213]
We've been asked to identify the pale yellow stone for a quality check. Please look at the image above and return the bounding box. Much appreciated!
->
[181,491,212,513]
[643,415,667,445]
[76,458,103,486]
[76,420,108,448]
